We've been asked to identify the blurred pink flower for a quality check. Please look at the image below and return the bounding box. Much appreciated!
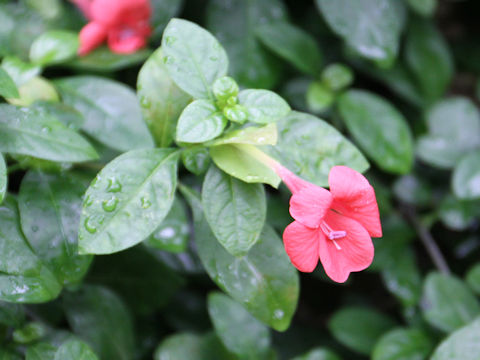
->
[274,164,382,283]
[72,0,152,55]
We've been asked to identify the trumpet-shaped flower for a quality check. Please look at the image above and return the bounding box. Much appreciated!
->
[72,0,151,55]
[274,164,382,283]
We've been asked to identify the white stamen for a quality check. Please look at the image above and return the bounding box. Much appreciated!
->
[332,240,342,250]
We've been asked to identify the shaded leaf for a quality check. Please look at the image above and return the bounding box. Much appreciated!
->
[431,317,480,360]
[372,328,433,360]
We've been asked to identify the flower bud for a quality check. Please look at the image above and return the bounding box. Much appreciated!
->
[212,76,239,101]
[223,104,248,124]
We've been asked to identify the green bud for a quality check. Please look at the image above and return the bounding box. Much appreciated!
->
[306,81,334,113]
[226,95,237,107]
[212,76,239,101]
[223,104,248,123]
[321,63,354,92]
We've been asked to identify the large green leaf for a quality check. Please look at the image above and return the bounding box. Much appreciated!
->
[78,149,178,254]
[431,317,480,360]
[422,273,480,333]
[316,0,406,66]
[137,47,191,147]
[162,18,228,100]
[30,101,84,131]
[0,67,18,98]
[452,150,480,200]
[417,97,480,169]
[328,307,396,355]
[63,285,134,360]
[181,186,299,331]
[56,76,154,152]
[256,22,322,75]
[267,111,369,186]
[202,165,266,256]
[209,124,277,146]
[54,339,99,360]
[208,292,271,358]
[29,30,78,66]
[0,104,97,162]
[238,89,290,124]
[18,171,92,285]
[0,153,6,204]
[337,90,414,174]
[207,0,286,89]
[372,328,433,360]
[0,197,61,303]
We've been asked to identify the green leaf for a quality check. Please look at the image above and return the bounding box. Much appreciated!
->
[372,328,433,360]
[145,197,189,253]
[209,123,278,146]
[137,47,191,147]
[422,272,480,333]
[338,89,414,174]
[0,104,98,162]
[54,339,99,360]
[78,149,178,255]
[238,89,290,124]
[180,186,299,331]
[0,67,18,98]
[0,197,61,303]
[406,0,437,16]
[417,97,480,169]
[405,19,453,103]
[56,76,154,152]
[181,147,211,175]
[466,263,480,295]
[321,63,354,92]
[162,18,228,99]
[18,171,93,285]
[306,82,335,113]
[176,100,227,143]
[63,285,134,360]
[431,317,480,360]
[202,165,266,256]
[1,56,41,87]
[328,307,396,355]
[267,111,369,186]
[13,322,46,344]
[292,348,341,360]
[207,0,287,89]
[31,101,84,131]
[29,30,78,66]
[210,144,281,188]
[438,194,480,231]
[453,150,480,200]
[26,343,57,360]
[208,292,271,358]
[0,301,25,327]
[0,153,6,204]
[7,76,59,107]
[316,0,406,66]
[256,22,322,75]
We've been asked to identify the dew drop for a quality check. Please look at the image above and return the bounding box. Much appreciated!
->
[41,126,51,133]
[84,217,97,234]
[31,225,39,232]
[274,309,284,319]
[141,196,151,209]
[209,56,218,61]
[83,194,93,207]
[162,55,174,64]
[106,178,122,193]
[165,36,176,45]
[102,196,118,212]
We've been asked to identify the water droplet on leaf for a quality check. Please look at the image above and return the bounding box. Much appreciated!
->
[107,178,122,193]
[102,197,118,212]
[141,196,151,209]
[84,217,97,234]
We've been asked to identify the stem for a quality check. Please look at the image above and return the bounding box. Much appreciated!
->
[6,164,23,174]
[402,205,450,275]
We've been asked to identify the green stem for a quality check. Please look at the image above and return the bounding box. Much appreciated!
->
[7,163,23,174]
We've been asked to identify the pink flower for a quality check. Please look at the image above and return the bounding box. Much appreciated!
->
[274,164,382,283]
[73,0,152,55]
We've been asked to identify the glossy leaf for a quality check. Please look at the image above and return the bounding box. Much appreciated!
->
[29,30,78,66]
[0,67,18,98]
[0,197,61,303]
[0,153,6,204]
[338,89,414,174]
[18,171,92,285]
[208,292,271,358]
[256,22,322,75]
[54,339,99,360]
[372,328,433,360]
[137,47,191,147]
[63,286,134,360]
[328,307,396,355]
[238,89,290,124]
[56,76,154,152]
[78,149,178,255]
[162,18,228,100]
[0,104,97,162]
[452,150,480,200]
[431,317,480,360]
[176,100,227,143]
[422,272,480,332]
[30,101,84,131]
[210,124,277,146]
[267,111,369,186]
[181,186,299,331]
[202,165,266,256]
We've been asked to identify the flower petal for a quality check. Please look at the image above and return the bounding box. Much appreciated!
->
[91,0,151,27]
[318,211,374,283]
[274,163,312,194]
[283,221,321,272]
[328,166,382,237]
[290,185,332,228]
[107,29,147,54]
[78,22,108,56]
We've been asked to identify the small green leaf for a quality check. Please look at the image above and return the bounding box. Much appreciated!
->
[209,124,277,146]
[162,18,228,99]
[452,150,480,200]
[78,149,178,255]
[56,76,154,152]
[372,328,433,360]
[137,47,191,147]
[0,104,98,162]
[13,322,46,344]
[63,285,134,360]
[292,348,341,360]
[238,89,290,124]
[306,82,335,113]
[422,272,480,332]
[8,76,59,107]
[54,339,99,360]
[431,317,480,360]
[1,56,41,87]
[267,111,369,186]
[210,144,281,188]
[208,292,271,358]
[176,100,227,143]
[29,30,78,66]
[202,165,266,256]
[181,147,211,175]
[328,307,396,355]
[338,89,414,174]
[466,263,480,295]
[0,153,6,204]
[0,67,19,98]
[321,63,354,92]
[407,0,437,17]
[256,22,322,75]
